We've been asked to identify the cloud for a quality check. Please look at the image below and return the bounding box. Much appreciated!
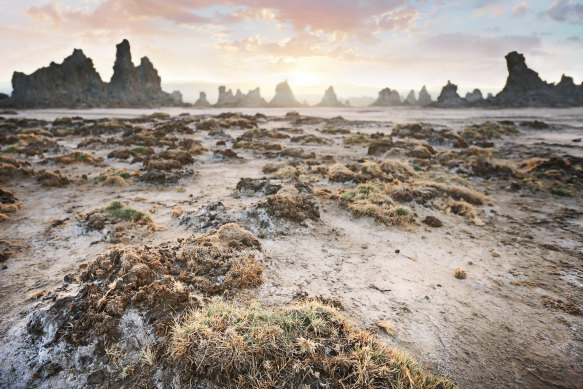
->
[544,0,583,23]
[223,32,372,63]
[417,33,542,59]
[512,1,531,17]
[472,2,504,18]
[378,6,419,31]
[26,3,64,27]
[25,0,214,34]
[23,0,419,40]
[225,33,328,57]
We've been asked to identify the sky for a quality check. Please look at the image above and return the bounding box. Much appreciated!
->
[0,0,582,100]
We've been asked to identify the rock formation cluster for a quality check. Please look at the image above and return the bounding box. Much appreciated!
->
[3,46,582,109]
[495,51,583,106]
[432,51,583,107]
[215,86,267,107]
[372,86,433,107]
[4,39,182,108]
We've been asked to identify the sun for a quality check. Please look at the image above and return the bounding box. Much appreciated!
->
[287,70,321,87]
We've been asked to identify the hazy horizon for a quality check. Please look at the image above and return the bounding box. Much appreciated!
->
[0,78,506,106]
[1,0,582,101]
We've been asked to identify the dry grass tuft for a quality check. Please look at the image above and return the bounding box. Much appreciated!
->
[339,183,415,227]
[171,206,185,218]
[435,199,484,225]
[328,163,356,182]
[379,160,416,181]
[169,298,456,388]
[376,320,397,336]
[454,268,467,279]
[55,151,101,166]
[459,122,518,142]
[37,170,70,187]
[258,185,320,222]
[103,175,128,187]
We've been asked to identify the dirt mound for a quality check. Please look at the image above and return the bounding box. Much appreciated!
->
[178,138,207,155]
[379,160,416,181]
[390,185,440,204]
[37,170,69,187]
[0,239,25,263]
[236,177,282,196]
[344,132,391,145]
[233,140,283,152]
[328,163,357,182]
[139,169,195,185]
[338,182,415,226]
[257,184,320,222]
[523,156,583,181]
[291,134,328,145]
[169,299,455,389]
[28,223,263,350]
[519,120,549,129]
[459,121,519,146]
[1,131,58,157]
[367,139,394,155]
[0,156,33,182]
[329,160,415,184]
[0,188,22,221]
[319,125,350,134]
[55,151,101,166]
[392,123,467,147]
[213,148,240,159]
[279,148,316,159]
[237,128,290,141]
[0,187,17,204]
[76,137,104,148]
[107,147,154,162]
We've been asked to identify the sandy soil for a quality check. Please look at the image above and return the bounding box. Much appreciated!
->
[0,107,581,388]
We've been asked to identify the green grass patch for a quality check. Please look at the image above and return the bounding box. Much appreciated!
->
[551,188,572,197]
[104,201,151,223]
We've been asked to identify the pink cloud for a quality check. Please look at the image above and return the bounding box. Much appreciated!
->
[26,3,64,27]
[24,0,418,39]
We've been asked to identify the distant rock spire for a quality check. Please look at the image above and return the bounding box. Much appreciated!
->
[371,87,401,106]
[318,86,345,107]
[270,80,301,107]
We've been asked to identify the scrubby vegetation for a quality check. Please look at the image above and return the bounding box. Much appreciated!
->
[170,298,456,389]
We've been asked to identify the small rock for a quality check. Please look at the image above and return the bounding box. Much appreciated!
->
[422,215,443,228]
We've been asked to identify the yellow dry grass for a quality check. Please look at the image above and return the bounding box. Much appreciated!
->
[169,298,456,389]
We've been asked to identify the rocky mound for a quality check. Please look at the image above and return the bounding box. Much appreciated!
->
[193,92,211,107]
[405,90,417,105]
[3,39,183,108]
[371,87,402,106]
[434,81,467,108]
[433,52,583,108]
[465,89,484,103]
[317,86,346,107]
[417,85,433,106]
[269,80,302,107]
